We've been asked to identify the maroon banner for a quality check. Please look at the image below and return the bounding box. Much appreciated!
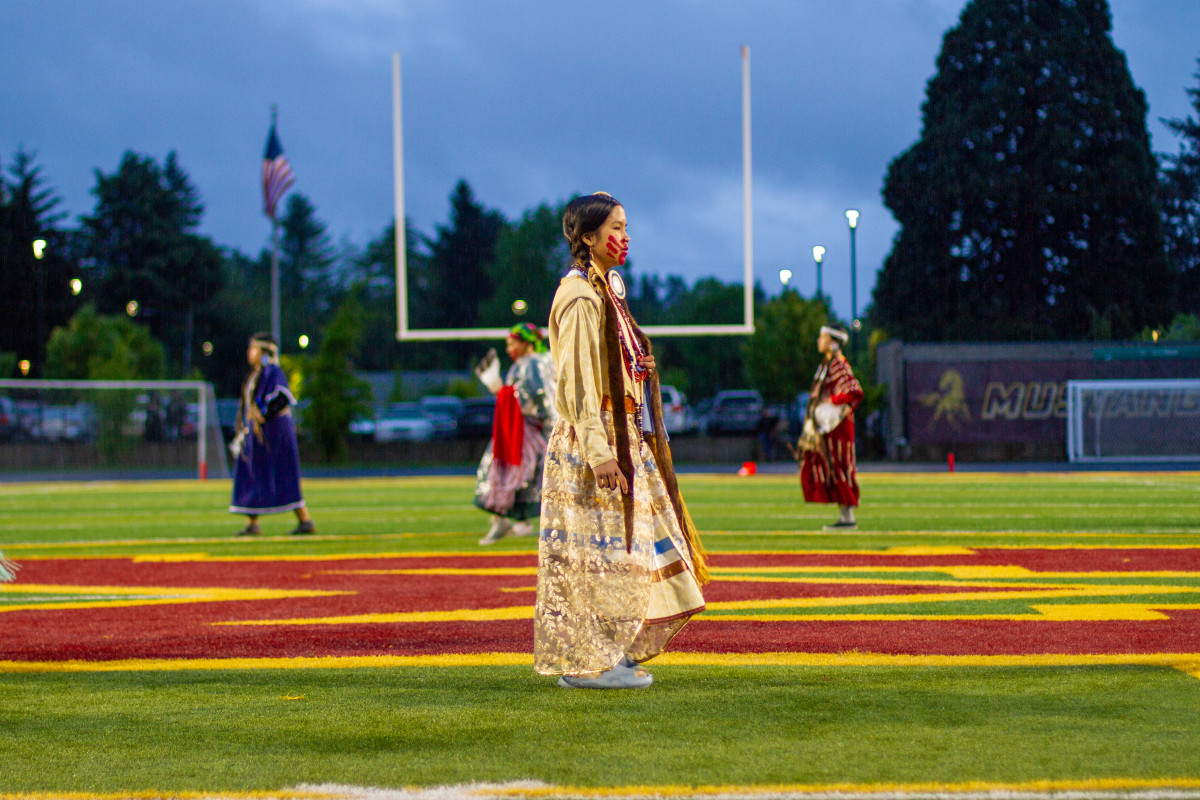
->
[906,356,1200,444]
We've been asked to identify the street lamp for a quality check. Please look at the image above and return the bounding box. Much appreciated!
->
[845,209,859,334]
[69,278,82,296]
[298,334,310,349]
[812,245,825,297]
[512,299,528,316]
[778,268,792,290]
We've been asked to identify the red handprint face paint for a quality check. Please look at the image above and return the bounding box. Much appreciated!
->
[588,204,629,267]
[606,235,628,265]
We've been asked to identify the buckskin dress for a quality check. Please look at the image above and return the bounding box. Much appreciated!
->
[534,267,705,677]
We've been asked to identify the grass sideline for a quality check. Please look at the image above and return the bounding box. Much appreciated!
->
[1,472,1199,794]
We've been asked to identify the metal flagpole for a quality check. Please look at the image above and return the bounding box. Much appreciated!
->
[271,217,280,344]
[742,45,754,333]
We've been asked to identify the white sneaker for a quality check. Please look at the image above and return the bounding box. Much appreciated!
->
[556,659,653,689]
[478,517,513,545]
[510,520,536,537]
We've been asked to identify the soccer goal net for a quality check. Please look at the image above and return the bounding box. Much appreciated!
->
[0,380,228,480]
[1066,379,1200,463]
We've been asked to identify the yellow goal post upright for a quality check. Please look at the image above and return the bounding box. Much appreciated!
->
[0,379,227,481]
[390,47,756,342]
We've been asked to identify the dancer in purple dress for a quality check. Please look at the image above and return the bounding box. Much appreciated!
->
[229,333,315,536]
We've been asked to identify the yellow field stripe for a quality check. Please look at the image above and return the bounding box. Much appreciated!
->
[0,584,348,613]
[213,605,537,626]
[495,776,1200,798]
[714,564,1200,579]
[320,567,539,576]
[6,776,1200,800]
[710,603,1200,622]
[707,582,1200,611]
[4,651,1200,677]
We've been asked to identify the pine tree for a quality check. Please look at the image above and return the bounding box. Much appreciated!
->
[1160,57,1200,314]
[873,0,1168,341]
[0,148,75,375]
[422,181,504,331]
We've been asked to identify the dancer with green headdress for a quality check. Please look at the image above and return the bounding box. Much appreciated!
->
[473,322,558,544]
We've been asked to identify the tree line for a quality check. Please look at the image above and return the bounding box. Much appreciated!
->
[2,0,1199,425]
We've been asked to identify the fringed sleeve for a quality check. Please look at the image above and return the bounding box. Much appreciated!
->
[552,295,613,470]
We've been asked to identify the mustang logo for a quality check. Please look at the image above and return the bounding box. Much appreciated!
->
[919,369,972,431]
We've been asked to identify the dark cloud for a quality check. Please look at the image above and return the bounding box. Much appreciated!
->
[3,0,1198,324]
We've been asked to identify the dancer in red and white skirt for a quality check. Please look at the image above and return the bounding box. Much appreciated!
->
[799,324,863,529]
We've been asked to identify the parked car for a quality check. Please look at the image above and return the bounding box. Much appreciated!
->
[418,395,463,438]
[458,396,497,438]
[706,389,765,435]
[660,385,699,436]
[372,403,435,442]
[0,397,21,442]
[26,404,95,442]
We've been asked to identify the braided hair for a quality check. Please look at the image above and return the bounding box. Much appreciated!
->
[562,192,622,266]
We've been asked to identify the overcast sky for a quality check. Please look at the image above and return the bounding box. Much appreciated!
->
[4,0,1199,324]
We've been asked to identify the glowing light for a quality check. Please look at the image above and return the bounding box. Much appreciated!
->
[69,278,82,295]
[511,299,528,316]
[18,360,30,376]
[32,239,46,259]
[1152,330,1160,343]
[853,319,863,331]
[298,335,310,349]
[125,300,139,317]
[812,246,825,263]
[201,341,214,356]
[778,269,792,286]
[845,209,859,229]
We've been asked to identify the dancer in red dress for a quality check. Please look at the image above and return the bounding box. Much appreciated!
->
[799,324,863,529]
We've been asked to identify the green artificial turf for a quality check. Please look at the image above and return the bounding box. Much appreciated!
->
[2,472,1199,558]
[1,472,1199,793]
[2,666,1200,792]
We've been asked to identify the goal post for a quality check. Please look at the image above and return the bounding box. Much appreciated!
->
[0,379,228,480]
[390,48,757,342]
[1066,379,1200,463]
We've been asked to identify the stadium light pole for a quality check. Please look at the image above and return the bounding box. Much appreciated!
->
[812,245,825,298]
[845,210,859,324]
[778,268,792,292]
[33,239,46,377]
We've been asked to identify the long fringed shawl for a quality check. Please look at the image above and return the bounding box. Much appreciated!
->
[589,265,710,584]
[0,552,18,582]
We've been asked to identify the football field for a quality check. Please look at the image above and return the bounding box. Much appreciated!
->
[1,471,1199,799]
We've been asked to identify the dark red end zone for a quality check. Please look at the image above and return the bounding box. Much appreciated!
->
[2,549,1198,662]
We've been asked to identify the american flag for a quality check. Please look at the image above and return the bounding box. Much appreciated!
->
[261,122,295,220]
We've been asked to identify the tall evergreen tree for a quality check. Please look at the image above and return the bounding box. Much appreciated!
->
[479,202,567,328]
[0,148,76,375]
[422,180,504,331]
[278,192,335,346]
[82,151,223,372]
[873,0,1168,341]
[1160,57,1200,315]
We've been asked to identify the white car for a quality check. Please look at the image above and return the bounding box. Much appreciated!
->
[372,403,435,442]
[660,385,699,436]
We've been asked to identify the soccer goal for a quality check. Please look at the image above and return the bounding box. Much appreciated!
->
[1066,379,1200,463]
[0,379,228,480]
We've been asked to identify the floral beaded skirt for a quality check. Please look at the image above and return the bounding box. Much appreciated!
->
[534,409,705,677]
